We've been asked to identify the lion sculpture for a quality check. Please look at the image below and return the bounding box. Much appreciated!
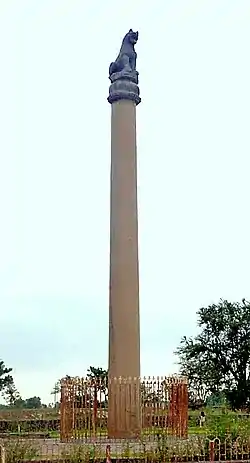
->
[109,29,139,77]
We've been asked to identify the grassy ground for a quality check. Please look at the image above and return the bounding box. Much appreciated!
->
[2,408,250,440]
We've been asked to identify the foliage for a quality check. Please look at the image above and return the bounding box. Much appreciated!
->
[0,360,16,401]
[10,396,42,409]
[141,379,168,405]
[86,366,108,385]
[0,360,43,409]
[61,444,102,462]
[175,299,250,409]
[188,407,250,443]
[51,381,60,394]
[205,412,250,441]
[24,396,42,409]
[206,392,228,408]
[87,366,108,405]
[3,440,38,463]
[2,383,21,407]
[139,434,209,461]
[51,380,60,405]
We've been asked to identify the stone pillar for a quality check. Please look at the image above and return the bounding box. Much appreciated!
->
[107,30,141,439]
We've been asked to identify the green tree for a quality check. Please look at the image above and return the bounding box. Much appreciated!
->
[13,397,26,408]
[87,367,108,429]
[3,383,22,406]
[51,381,60,406]
[24,396,42,409]
[0,360,14,395]
[0,361,21,406]
[87,367,108,397]
[141,380,168,406]
[175,299,250,409]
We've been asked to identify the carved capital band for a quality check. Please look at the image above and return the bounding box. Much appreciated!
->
[108,74,141,105]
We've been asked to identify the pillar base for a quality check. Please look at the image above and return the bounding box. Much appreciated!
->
[107,378,141,439]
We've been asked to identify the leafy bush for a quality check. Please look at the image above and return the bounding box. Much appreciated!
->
[188,407,250,442]
[206,413,250,441]
[61,444,102,462]
[153,434,208,461]
[3,439,38,463]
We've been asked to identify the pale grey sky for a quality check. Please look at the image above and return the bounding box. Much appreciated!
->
[0,0,250,403]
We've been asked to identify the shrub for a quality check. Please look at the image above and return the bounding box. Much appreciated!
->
[205,411,250,441]
[3,439,39,463]
[61,444,102,462]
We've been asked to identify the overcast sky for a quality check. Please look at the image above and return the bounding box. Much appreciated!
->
[0,0,249,403]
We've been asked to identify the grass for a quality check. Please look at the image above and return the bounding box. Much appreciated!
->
[188,426,205,435]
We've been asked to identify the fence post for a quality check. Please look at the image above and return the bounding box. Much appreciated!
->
[0,444,6,463]
[106,444,111,463]
[209,441,214,462]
